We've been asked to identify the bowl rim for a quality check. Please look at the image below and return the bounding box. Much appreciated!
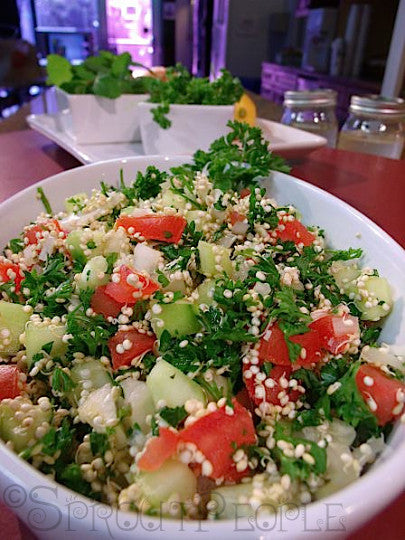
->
[0,156,404,537]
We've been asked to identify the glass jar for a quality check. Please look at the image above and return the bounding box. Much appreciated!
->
[281,89,338,147]
[338,95,405,159]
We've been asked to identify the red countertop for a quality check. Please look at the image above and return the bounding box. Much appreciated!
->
[0,129,404,538]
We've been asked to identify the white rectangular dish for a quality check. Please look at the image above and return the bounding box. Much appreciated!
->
[27,113,327,164]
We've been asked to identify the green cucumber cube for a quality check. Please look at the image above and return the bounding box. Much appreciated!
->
[147,359,206,407]
[160,188,187,211]
[66,229,103,262]
[77,256,109,291]
[330,261,361,291]
[25,320,67,366]
[137,459,197,510]
[355,276,393,321]
[0,399,51,453]
[64,192,87,213]
[0,301,31,356]
[192,279,216,314]
[198,240,233,277]
[70,358,111,400]
[120,378,155,433]
[77,383,117,432]
[151,301,201,338]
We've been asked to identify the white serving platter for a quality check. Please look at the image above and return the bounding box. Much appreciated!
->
[27,113,327,164]
[0,156,404,539]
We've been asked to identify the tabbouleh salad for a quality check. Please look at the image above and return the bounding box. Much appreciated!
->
[0,121,404,520]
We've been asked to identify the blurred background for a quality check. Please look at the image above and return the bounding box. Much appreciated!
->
[0,0,403,130]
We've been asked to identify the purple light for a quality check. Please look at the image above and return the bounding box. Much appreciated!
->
[106,0,153,67]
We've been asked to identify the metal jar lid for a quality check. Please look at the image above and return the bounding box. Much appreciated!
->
[349,95,405,119]
[283,89,337,108]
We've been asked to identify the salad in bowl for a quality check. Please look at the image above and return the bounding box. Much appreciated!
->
[0,122,404,524]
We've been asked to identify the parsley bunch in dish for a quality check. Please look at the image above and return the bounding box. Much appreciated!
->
[146,63,244,128]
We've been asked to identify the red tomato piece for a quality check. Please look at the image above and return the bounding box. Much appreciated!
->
[108,328,156,370]
[309,314,359,355]
[258,322,290,366]
[116,214,187,244]
[137,428,179,472]
[104,265,159,305]
[0,365,22,400]
[244,363,300,407]
[24,219,65,245]
[0,262,24,292]
[290,329,323,367]
[356,364,405,426]
[276,218,315,247]
[91,285,124,318]
[240,188,251,198]
[179,400,256,480]
[229,211,245,225]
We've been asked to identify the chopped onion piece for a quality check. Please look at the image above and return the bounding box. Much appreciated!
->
[133,243,162,275]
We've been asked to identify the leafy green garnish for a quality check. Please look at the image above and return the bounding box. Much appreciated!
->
[46,51,150,98]
[51,367,75,393]
[118,166,168,202]
[89,431,110,456]
[37,187,52,214]
[147,64,243,128]
[174,121,290,192]
[8,237,24,254]
[159,406,187,428]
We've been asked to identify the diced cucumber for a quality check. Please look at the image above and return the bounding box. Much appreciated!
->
[120,206,137,216]
[151,300,201,338]
[120,378,155,433]
[0,301,31,356]
[185,210,205,229]
[70,358,111,400]
[315,442,359,499]
[355,276,393,321]
[0,399,51,453]
[192,279,216,314]
[147,359,207,408]
[64,192,87,213]
[66,229,103,262]
[25,320,67,366]
[102,228,130,256]
[77,383,117,433]
[198,240,233,277]
[137,459,197,509]
[210,482,256,519]
[330,261,361,291]
[160,188,187,211]
[77,256,109,291]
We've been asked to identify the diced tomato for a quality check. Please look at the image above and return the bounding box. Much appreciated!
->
[276,218,315,247]
[116,214,187,244]
[240,188,251,198]
[258,322,290,366]
[0,261,24,292]
[290,329,323,367]
[258,321,324,368]
[0,365,22,400]
[108,328,156,370]
[229,211,245,225]
[179,400,256,480]
[24,219,65,245]
[356,364,405,426]
[309,313,359,355]
[235,387,255,415]
[137,427,179,472]
[244,363,300,407]
[91,285,124,318]
[104,265,159,305]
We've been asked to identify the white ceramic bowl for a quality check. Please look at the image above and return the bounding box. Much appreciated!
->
[138,102,234,154]
[0,156,404,539]
[55,88,148,144]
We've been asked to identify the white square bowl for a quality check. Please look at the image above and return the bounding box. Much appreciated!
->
[138,102,235,154]
[55,88,148,145]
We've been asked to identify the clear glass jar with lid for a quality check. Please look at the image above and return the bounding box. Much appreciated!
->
[281,89,338,147]
[338,95,405,159]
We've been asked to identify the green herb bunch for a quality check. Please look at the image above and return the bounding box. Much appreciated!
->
[46,51,150,98]
[146,64,244,128]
